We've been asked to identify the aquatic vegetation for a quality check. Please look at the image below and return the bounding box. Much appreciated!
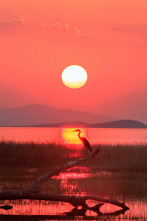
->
[0,141,146,219]
[0,141,147,172]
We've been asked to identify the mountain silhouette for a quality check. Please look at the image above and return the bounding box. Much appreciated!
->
[91,119,147,128]
[0,104,115,126]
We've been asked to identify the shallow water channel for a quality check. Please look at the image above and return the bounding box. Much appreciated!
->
[0,165,146,220]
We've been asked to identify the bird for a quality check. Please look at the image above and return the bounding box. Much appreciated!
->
[73,129,92,156]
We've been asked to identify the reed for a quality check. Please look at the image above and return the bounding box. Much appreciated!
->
[90,144,147,172]
[0,141,147,172]
[0,141,70,167]
[0,141,147,198]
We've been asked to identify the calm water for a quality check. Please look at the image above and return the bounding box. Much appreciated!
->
[0,127,147,144]
[0,166,147,220]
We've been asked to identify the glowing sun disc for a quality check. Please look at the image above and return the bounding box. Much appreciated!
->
[62,65,87,89]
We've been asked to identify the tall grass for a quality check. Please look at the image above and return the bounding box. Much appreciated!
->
[0,141,147,172]
[85,144,147,172]
[0,141,71,167]
[0,141,147,197]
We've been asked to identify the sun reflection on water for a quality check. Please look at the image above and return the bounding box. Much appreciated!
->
[0,166,147,219]
[61,128,86,145]
[54,166,90,180]
[53,166,90,196]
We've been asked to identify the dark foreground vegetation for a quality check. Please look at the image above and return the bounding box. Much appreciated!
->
[0,141,71,167]
[0,141,147,172]
[0,141,146,204]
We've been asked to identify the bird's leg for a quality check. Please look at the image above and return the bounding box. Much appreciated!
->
[84,147,87,157]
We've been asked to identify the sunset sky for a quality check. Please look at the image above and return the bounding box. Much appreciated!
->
[0,0,147,123]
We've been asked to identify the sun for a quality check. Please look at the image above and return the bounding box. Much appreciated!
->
[62,65,87,89]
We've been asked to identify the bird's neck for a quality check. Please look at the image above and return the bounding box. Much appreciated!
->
[78,132,81,139]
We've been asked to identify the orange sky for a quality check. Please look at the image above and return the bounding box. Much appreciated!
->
[0,0,147,123]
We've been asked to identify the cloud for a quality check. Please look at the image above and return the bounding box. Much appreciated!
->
[50,21,81,35]
[112,27,134,33]
[112,25,147,36]
[0,19,92,38]
[0,19,26,35]
[50,21,93,37]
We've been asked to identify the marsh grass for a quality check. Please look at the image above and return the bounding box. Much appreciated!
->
[0,141,73,190]
[77,172,147,200]
[0,141,147,201]
[0,141,71,167]
[86,144,147,172]
[0,141,147,172]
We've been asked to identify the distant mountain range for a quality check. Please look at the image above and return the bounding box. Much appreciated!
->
[0,104,146,128]
[90,119,147,128]
[32,120,147,128]
[0,104,115,126]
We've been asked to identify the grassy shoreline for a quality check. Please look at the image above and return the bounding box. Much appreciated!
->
[0,141,147,198]
[0,141,147,172]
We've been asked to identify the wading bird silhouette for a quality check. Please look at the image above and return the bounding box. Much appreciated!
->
[73,129,92,156]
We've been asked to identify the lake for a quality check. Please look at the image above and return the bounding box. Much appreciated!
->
[0,127,147,145]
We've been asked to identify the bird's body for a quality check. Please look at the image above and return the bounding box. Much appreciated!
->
[78,135,92,152]
[73,129,92,154]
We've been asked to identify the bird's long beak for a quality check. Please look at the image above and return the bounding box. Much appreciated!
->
[73,129,78,132]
